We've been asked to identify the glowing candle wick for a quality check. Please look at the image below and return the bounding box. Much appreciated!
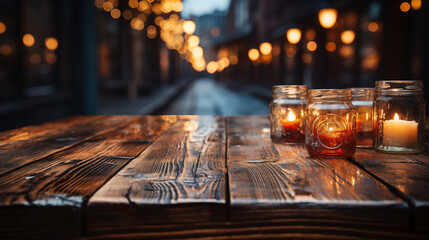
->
[287,111,296,121]
[394,113,399,120]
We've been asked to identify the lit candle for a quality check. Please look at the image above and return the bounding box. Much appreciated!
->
[281,110,300,132]
[383,113,418,148]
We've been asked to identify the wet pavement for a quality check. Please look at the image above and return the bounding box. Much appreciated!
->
[159,78,270,115]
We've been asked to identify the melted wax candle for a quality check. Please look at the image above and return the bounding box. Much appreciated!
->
[383,113,418,148]
[280,110,304,143]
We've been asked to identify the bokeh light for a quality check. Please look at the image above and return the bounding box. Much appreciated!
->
[411,0,422,10]
[307,41,317,52]
[341,30,355,44]
[111,8,121,19]
[0,21,5,34]
[259,42,272,55]
[23,34,35,47]
[400,2,411,12]
[318,9,337,29]
[286,28,301,44]
[368,22,379,32]
[248,49,259,61]
[183,21,196,34]
[326,42,336,52]
[0,45,12,56]
[45,37,58,50]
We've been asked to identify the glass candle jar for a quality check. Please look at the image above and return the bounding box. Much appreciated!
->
[350,88,374,148]
[270,85,308,144]
[374,80,425,154]
[305,89,356,158]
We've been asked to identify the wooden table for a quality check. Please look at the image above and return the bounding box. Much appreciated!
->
[0,115,428,239]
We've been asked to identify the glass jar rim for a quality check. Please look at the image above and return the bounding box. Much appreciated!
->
[348,87,375,99]
[309,89,352,101]
[375,80,423,94]
[272,85,308,97]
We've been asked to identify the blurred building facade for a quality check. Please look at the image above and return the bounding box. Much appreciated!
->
[0,0,189,130]
[214,0,428,104]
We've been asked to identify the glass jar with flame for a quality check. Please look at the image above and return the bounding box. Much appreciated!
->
[270,85,308,144]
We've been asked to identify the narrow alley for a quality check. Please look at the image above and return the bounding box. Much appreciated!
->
[158,78,270,115]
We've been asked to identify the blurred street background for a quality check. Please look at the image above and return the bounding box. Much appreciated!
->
[0,0,428,131]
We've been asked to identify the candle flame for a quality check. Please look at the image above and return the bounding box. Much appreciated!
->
[287,110,296,121]
[365,113,369,120]
[329,127,334,131]
[394,113,399,120]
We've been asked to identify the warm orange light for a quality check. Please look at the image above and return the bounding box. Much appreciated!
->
[207,61,217,74]
[0,45,12,56]
[29,54,41,64]
[183,21,196,34]
[307,41,317,52]
[286,28,301,44]
[326,42,336,52]
[123,10,133,20]
[230,55,238,65]
[45,37,58,50]
[23,34,35,47]
[259,42,272,55]
[400,2,411,12]
[218,48,228,59]
[393,113,399,120]
[111,8,121,19]
[103,1,114,12]
[129,0,138,8]
[287,111,296,121]
[137,1,150,11]
[368,22,378,32]
[341,30,355,44]
[302,53,312,64]
[147,25,157,39]
[131,18,144,30]
[0,21,5,34]
[192,47,203,58]
[152,3,162,14]
[95,0,104,8]
[155,16,163,26]
[172,2,183,12]
[46,53,57,64]
[305,29,316,40]
[187,35,199,48]
[411,0,422,10]
[339,45,355,58]
[248,49,259,61]
[318,8,337,29]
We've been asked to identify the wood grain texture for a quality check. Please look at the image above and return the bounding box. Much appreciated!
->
[0,115,134,176]
[226,116,409,236]
[0,116,175,239]
[352,148,429,232]
[87,116,226,236]
[83,218,428,240]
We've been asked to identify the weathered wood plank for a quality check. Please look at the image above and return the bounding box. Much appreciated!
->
[87,116,226,236]
[0,115,135,176]
[0,116,176,239]
[352,148,429,232]
[83,218,428,240]
[226,116,409,237]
